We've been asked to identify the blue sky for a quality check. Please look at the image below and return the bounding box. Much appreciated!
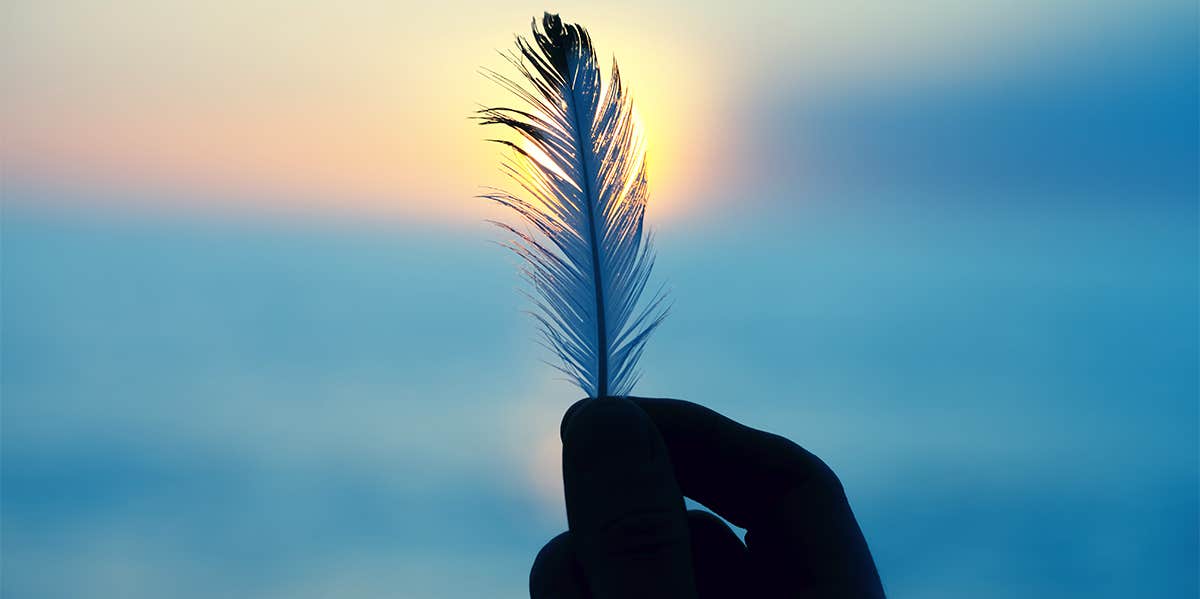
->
[4,196,1195,597]
[2,1,1197,597]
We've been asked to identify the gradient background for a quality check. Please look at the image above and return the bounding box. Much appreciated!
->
[2,1,1197,597]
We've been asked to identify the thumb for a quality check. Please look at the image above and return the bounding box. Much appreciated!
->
[560,397,698,599]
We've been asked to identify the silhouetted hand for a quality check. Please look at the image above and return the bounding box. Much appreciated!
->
[529,397,885,598]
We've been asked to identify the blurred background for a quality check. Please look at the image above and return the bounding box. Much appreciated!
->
[2,1,1196,597]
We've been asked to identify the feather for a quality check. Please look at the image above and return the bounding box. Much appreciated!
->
[477,13,668,398]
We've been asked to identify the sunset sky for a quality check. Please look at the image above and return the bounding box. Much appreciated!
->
[5,0,1189,221]
[3,2,1196,598]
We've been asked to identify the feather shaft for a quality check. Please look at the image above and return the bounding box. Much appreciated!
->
[563,63,611,398]
[477,13,667,398]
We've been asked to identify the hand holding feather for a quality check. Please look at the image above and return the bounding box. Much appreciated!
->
[530,397,886,598]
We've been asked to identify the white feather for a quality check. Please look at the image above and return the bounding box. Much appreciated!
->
[478,13,668,398]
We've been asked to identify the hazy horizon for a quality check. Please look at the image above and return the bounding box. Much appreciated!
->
[3,1,1197,596]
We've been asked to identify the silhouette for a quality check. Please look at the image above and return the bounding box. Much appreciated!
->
[530,397,885,598]
[478,16,885,597]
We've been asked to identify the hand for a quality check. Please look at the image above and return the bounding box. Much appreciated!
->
[529,397,885,598]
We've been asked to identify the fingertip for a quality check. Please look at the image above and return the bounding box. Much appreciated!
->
[560,397,593,442]
[561,397,658,475]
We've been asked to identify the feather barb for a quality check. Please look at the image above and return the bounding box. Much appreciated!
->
[476,13,667,398]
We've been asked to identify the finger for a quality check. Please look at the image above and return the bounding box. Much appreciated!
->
[560,397,698,599]
[530,531,588,599]
[625,397,884,597]
[529,514,752,599]
[686,510,753,599]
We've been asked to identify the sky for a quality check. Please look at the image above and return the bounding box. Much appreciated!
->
[5,0,1193,220]
[2,1,1198,597]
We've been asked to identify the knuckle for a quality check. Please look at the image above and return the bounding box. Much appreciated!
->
[595,509,690,559]
[808,454,846,496]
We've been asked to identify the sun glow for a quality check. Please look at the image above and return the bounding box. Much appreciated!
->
[519,138,571,182]
[512,103,649,200]
[5,2,726,224]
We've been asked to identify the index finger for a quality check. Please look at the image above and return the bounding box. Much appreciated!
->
[560,397,698,598]
[626,397,884,597]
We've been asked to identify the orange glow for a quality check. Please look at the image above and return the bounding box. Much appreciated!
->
[519,138,571,182]
[3,3,733,225]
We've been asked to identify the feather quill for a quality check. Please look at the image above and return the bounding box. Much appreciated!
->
[477,13,667,398]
